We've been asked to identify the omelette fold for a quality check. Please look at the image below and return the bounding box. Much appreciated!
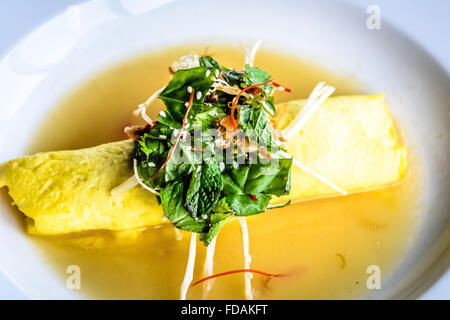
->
[0,94,407,235]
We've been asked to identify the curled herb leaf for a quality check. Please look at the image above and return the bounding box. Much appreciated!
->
[199,56,221,70]
[159,67,215,122]
[243,64,273,96]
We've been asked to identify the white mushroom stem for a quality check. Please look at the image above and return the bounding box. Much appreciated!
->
[276,81,346,195]
[140,107,154,126]
[278,150,347,195]
[180,233,197,300]
[174,228,183,241]
[282,82,335,139]
[133,159,160,196]
[244,40,262,67]
[134,86,165,124]
[110,175,139,196]
[239,217,253,300]
[202,236,217,299]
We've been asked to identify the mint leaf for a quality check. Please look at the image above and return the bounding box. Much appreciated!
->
[185,159,223,217]
[239,105,274,150]
[160,179,208,233]
[243,64,270,84]
[199,212,232,246]
[174,214,208,233]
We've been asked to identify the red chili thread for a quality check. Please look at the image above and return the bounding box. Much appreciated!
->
[271,80,292,92]
[151,90,195,179]
[191,269,285,287]
[259,148,271,158]
[229,79,291,131]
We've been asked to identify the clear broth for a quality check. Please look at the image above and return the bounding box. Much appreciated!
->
[27,45,418,299]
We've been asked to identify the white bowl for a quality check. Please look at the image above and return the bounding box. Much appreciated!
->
[0,0,448,299]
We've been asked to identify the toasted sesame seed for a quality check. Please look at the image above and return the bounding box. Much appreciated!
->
[205,70,211,77]
[159,111,166,117]
[196,91,202,100]
[187,86,193,93]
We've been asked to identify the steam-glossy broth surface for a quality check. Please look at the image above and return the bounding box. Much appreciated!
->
[26,45,418,299]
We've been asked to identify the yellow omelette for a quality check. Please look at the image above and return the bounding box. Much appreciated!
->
[0,94,407,235]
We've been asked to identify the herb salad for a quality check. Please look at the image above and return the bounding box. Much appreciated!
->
[132,55,292,245]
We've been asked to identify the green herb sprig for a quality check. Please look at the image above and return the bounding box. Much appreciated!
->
[133,56,292,245]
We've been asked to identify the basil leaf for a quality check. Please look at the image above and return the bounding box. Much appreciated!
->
[159,67,215,122]
[160,179,190,224]
[221,165,249,194]
[194,106,227,129]
[199,56,221,70]
[223,69,244,87]
[156,109,181,129]
[224,194,272,216]
[221,155,291,197]
[244,157,292,196]
[198,192,270,246]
